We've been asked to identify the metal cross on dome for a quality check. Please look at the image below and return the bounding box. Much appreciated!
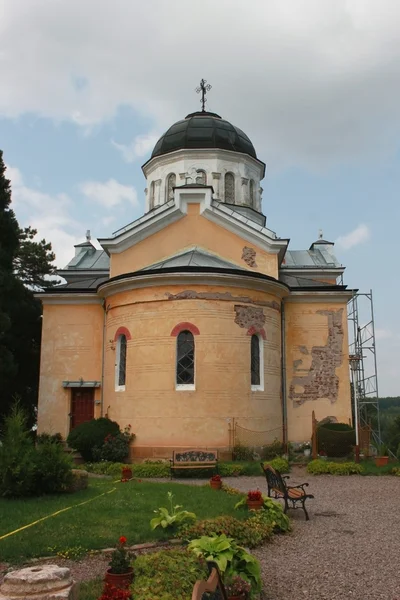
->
[196,79,212,112]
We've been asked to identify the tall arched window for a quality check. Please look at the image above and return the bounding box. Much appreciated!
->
[225,172,235,203]
[249,180,254,206]
[176,330,195,386]
[149,181,155,210]
[166,173,176,201]
[115,334,127,390]
[196,170,206,185]
[251,334,263,390]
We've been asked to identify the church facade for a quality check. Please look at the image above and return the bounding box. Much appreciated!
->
[37,106,353,459]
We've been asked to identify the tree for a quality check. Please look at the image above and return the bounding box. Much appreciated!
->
[0,149,58,426]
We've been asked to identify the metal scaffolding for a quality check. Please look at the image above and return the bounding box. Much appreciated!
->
[347,291,381,446]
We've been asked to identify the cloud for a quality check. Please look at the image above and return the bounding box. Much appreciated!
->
[79,179,138,208]
[1,1,400,170]
[6,165,82,269]
[112,132,160,163]
[336,224,370,250]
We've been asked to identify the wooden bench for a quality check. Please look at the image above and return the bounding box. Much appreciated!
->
[192,561,228,600]
[261,463,314,521]
[170,449,218,478]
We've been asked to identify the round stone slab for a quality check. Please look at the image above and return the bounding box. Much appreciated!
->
[0,565,76,600]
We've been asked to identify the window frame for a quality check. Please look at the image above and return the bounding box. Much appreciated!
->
[250,333,264,391]
[176,330,196,391]
[224,172,235,203]
[115,334,127,392]
[166,173,176,202]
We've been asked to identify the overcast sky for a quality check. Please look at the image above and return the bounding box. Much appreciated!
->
[1,0,399,396]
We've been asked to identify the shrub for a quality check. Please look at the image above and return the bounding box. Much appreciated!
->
[132,548,207,600]
[307,459,363,475]
[33,440,73,494]
[219,463,245,477]
[264,457,289,473]
[92,426,134,463]
[150,491,196,531]
[80,461,170,478]
[260,439,284,460]
[317,422,356,457]
[67,418,121,462]
[36,432,63,445]
[232,443,254,461]
[179,514,273,548]
[392,466,400,477]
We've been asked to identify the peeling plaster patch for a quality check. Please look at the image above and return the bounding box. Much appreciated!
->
[242,246,257,268]
[289,309,344,406]
[234,305,265,331]
[299,345,309,355]
[165,290,280,312]
[293,359,303,370]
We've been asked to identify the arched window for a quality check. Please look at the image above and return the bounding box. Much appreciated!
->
[149,181,155,209]
[176,330,195,386]
[249,180,254,206]
[196,170,206,185]
[251,334,263,390]
[225,172,235,203]
[116,334,127,390]
[166,173,176,201]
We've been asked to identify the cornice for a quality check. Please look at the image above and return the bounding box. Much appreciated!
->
[284,290,355,303]
[281,267,345,276]
[36,293,103,305]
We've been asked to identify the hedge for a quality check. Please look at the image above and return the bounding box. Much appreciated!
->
[307,459,363,475]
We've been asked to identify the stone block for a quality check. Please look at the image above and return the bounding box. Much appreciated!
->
[0,565,77,600]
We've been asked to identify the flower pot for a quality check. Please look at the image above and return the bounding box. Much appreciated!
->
[375,456,389,467]
[303,449,311,457]
[247,499,263,510]
[210,480,222,490]
[121,467,132,481]
[104,568,133,589]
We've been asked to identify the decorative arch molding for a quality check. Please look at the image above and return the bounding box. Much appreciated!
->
[247,326,266,340]
[170,322,200,337]
[114,326,132,341]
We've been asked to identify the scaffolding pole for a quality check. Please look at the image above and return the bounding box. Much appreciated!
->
[347,290,381,449]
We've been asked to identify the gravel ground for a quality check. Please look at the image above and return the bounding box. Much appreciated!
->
[1,468,399,600]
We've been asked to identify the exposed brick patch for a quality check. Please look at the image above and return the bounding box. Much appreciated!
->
[247,326,266,339]
[234,305,266,331]
[242,246,257,268]
[289,309,344,405]
[165,290,280,312]
[170,322,200,337]
[114,326,132,341]
[298,345,309,355]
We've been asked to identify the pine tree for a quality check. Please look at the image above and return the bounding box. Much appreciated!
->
[0,150,58,425]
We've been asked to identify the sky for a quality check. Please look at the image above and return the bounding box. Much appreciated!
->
[1,0,399,395]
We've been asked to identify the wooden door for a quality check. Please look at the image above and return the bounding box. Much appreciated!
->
[70,388,95,430]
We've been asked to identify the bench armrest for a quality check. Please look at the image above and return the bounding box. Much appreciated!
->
[289,483,310,492]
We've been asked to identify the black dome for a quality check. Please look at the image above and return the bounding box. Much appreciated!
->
[151,111,257,159]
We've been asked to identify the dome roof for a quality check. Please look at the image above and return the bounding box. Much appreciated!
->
[151,111,257,159]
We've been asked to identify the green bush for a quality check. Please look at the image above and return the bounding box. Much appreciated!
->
[67,418,121,462]
[92,426,134,463]
[33,440,73,494]
[260,439,284,460]
[80,461,170,478]
[131,548,207,600]
[263,457,289,473]
[307,459,363,475]
[219,463,245,477]
[179,514,273,548]
[317,422,355,457]
[232,443,254,461]
[36,432,63,445]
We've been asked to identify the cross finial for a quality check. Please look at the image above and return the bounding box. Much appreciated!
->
[195,79,212,112]
[318,229,323,239]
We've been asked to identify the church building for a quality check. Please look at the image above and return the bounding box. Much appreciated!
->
[37,87,353,459]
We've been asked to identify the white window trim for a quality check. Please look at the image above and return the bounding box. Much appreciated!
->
[115,335,127,392]
[251,335,264,392]
[176,383,196,391]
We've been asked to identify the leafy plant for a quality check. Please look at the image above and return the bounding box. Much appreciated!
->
[99,583,131,600]
[67,418,121,462]
[56,546,87,560]
[36,432,63,445]
[132,548,207,600]
[233,443,254,461]
[179,514,274,548]
[188,534,261,596]
[92,426,134,463]
[260,497,291,532]
[266,457,289,473]
[374,442,389,456]
[260,439,284,460]
[225,574,251,597]
[108,536,133,574]
[307,459,364,475]
[221,483,243,495]
[150,492,196,530]
[247,490,262,501]
[219,463,245,477]
[33,439,73,494]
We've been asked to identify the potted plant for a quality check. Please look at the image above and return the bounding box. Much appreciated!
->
[246,489,263,510]
[374,443,389,467]
[224,574,251,600]
[104,536,134,589]
[121,466,132,482]
[210,474,222,490]
[303,442,311,457]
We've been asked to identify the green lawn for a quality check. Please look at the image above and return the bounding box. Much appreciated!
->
[0,479,244,562]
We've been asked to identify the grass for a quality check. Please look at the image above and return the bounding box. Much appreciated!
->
[0,479,246,562]
[359,458,400,475]
[77,579,103,600]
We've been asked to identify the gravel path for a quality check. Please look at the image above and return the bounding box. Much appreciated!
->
[1,469,399,600]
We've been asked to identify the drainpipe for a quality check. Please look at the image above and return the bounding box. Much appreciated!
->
[100,299,107,417]
[281,301,288,452]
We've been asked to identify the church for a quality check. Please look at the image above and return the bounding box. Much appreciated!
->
[37,84,353,460]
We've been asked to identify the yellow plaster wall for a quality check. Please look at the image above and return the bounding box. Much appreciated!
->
[103,283,283,456]
[110,204,278,279]
[37,303,104,437]
[284,300,351,442]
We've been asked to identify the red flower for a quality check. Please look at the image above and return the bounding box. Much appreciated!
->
[119,536,127,544]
